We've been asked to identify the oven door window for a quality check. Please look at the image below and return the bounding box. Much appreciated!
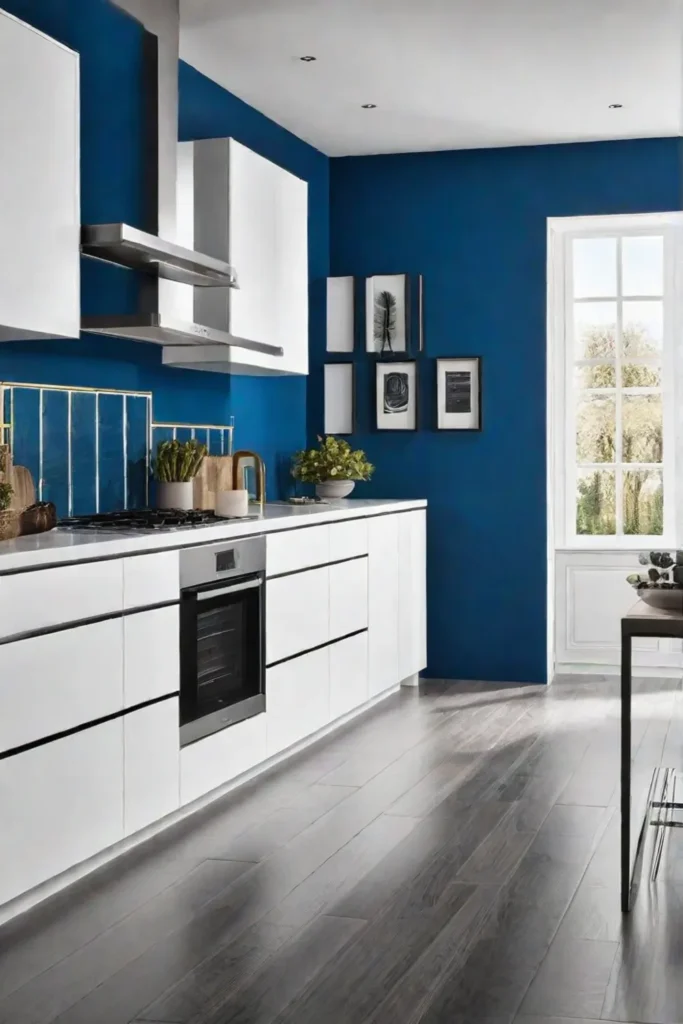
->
[180,574,263,726]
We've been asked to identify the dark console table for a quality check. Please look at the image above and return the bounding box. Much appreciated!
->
[621,600,683,911]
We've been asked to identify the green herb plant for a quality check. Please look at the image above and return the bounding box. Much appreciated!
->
[292,435,374,485]
[153,439,207,483]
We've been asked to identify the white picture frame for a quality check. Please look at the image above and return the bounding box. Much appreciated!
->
[375,361,417,431]
[365,274,409,354]
[436,357,481,431]
[324,363,354,435]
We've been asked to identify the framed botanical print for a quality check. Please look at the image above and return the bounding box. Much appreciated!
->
[436,357,481,431]
[366,274,410,354]
[375,360,418,431]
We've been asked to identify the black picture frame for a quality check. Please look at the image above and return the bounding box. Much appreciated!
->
[435,357,482,431]
[375,359,418,431]
[365,274,411,355]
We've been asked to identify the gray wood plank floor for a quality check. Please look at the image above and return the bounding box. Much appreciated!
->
[1,675,682,1024]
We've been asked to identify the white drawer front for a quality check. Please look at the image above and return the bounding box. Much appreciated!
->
[329,519,367,561]
[266,646,330,757]
[0,560,123,640]
[330,558,368,640]
[266,525,329,577]
[123,552,179,609]
[180,714,267,806]
[329,632,369,721]
[124,699,179,836]
[0,618,124,754]
[266,566,329,664]
[124,606,180,707]
[0,720,124,907]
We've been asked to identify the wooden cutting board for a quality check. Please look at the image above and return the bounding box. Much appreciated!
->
[9,465,37,511]
[193,456,233,511]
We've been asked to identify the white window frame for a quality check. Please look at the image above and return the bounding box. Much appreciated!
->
[548,212,683,552]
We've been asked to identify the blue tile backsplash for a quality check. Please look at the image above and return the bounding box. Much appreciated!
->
[0,382,233,518]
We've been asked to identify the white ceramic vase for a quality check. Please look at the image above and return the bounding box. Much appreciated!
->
[156,480,194,510]
[315,480,355,499]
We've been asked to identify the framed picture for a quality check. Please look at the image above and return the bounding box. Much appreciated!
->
[436,357,482,431]
[376,360,418,431]
[324,363,355,435]
[366,274,409,354]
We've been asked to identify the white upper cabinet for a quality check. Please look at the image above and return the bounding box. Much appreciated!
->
[0,9,79,341]
[164,138,308,376]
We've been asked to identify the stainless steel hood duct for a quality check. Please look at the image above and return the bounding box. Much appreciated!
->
[81,0,282,357]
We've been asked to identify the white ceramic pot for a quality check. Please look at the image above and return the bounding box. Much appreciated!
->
[315,480,355,499]
[156,480,194,510]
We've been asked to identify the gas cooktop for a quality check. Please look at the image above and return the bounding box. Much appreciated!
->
[58,508,259,532]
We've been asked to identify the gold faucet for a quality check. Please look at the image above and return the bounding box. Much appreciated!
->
[232,451,266,509]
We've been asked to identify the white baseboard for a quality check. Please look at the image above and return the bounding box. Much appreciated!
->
[555,662,683,679]
[0,685,401,927]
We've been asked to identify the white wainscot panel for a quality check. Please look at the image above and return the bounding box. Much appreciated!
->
[555,551,682,672]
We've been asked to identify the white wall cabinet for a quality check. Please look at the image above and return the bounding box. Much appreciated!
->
[368,515,400,697]
[0,9,79,341]
[124,700,179,837]
[165,137,308,377]
[398,510,428,681]
[266,647,330,757]
[266,567,329,665]
[329,558,368,640]
[330,632,369,721]
[0,721,124,907]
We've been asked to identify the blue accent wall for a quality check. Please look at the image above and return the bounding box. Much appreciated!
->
[0,0,329,498]
[325,138,683,683]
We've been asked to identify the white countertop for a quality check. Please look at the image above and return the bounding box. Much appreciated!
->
[0,499,427,573]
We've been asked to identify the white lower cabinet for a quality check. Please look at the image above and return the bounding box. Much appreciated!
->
[180,714,267,806]
[0,618,124,753]
[123,606,180,707]
[124,700,180,837]
[398,510,427,681]
[0,720,124,906]
[329,632,369,721]
[368,515,400,697]
[266,567,329,665]
[329,558,368,640]
[266,647,330,757]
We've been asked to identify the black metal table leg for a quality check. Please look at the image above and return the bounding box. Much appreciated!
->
[621,624,632,913]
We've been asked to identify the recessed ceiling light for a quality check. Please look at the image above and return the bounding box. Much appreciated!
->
[609,103,623,109]
[362,103,377,109]
[299,55,316,62]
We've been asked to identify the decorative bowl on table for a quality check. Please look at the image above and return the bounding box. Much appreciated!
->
[627,551,683,611]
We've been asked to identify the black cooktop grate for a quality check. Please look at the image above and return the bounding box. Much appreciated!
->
[58,508,250,531]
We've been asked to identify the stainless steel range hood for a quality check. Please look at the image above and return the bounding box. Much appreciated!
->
[81,0,282,358]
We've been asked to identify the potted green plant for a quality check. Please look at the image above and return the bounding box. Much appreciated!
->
[153,439,207,510]
[292,435,374,499]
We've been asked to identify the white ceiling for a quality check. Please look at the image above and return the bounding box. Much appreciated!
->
[179,0,683,157]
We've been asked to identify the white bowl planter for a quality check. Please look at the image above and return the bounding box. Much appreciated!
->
[315,480,355,499]
[156,481,194,510]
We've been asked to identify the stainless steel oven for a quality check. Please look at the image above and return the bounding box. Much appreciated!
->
[179,536,265,746]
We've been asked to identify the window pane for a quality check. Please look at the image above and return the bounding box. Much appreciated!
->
[576,394,615,463]
[622,236,663,297]
[623,470,663,536]
[621,363,661,388]
[574,364,616,388]
[623,300,663,357]
[576,469,616,535]
[574,303,616,359]
[622,395,663,463]
[573,238,617,298]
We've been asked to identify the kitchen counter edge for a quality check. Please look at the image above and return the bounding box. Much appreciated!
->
[0,499,428,574]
